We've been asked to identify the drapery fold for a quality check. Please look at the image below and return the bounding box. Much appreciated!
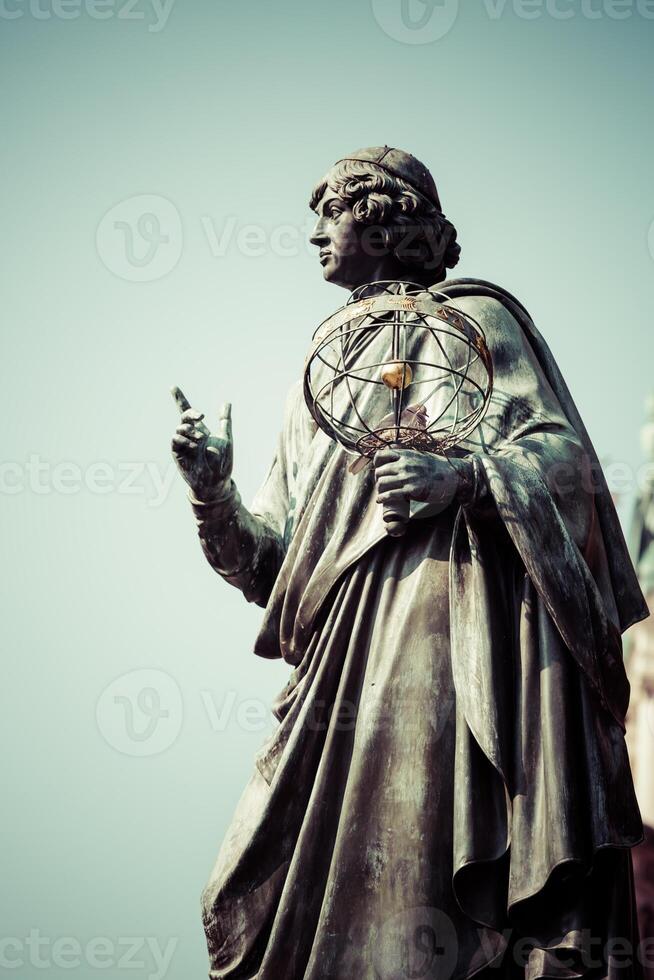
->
[200,280,647,980]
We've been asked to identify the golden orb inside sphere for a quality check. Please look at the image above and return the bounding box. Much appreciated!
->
[380,361,413,390]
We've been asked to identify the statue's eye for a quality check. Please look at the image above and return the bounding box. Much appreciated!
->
[329,208,342,219]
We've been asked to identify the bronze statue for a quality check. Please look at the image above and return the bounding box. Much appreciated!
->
[171,146,649,980]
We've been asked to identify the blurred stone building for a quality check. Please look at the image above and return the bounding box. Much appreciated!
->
[625,394,654,961]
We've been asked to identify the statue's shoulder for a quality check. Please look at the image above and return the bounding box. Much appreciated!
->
[278,378,303,426]
[433,280,523,329]
[447,292,514,319]
[428,278,533,355]
[283,377,317,437]
[285,377,304,406]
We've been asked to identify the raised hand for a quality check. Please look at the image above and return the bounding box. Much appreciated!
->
[171,386,234,501]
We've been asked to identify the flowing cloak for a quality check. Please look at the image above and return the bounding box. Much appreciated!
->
[199,279,649,980]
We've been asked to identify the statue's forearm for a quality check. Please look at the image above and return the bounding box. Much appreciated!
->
[189,480,285,607]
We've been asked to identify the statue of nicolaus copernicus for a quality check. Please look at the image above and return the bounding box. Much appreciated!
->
[171,147,649,980]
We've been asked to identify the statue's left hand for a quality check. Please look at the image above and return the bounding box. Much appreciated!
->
[373,448,470,512]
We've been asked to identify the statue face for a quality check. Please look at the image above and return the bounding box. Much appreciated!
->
[310,187,397,290]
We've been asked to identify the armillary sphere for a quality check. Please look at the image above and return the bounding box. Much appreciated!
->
[303,280,494,535]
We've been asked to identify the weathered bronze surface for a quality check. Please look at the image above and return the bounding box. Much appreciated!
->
[171,147,649,980]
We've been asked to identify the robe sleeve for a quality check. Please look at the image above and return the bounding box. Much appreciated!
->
[450,294,629,727]
[191,385,299,609]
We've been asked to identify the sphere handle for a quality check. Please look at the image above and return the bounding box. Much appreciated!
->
[383,495,410,537]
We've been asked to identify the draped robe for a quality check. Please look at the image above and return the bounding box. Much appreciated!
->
[197,280,649,980]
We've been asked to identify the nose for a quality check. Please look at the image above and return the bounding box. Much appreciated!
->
[310,215,328,248]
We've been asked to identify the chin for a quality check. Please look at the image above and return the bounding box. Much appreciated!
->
[321,265,346,288]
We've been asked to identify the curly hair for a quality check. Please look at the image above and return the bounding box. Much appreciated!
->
[309,159,461,284]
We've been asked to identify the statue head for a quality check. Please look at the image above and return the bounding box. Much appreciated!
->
[309,146,461,291]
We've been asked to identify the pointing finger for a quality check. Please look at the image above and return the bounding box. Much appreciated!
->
[176,424,204,443]
[171,386,192,415]
[181,408,204,424]
[218,402,232,441]
[172,433,198,453]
